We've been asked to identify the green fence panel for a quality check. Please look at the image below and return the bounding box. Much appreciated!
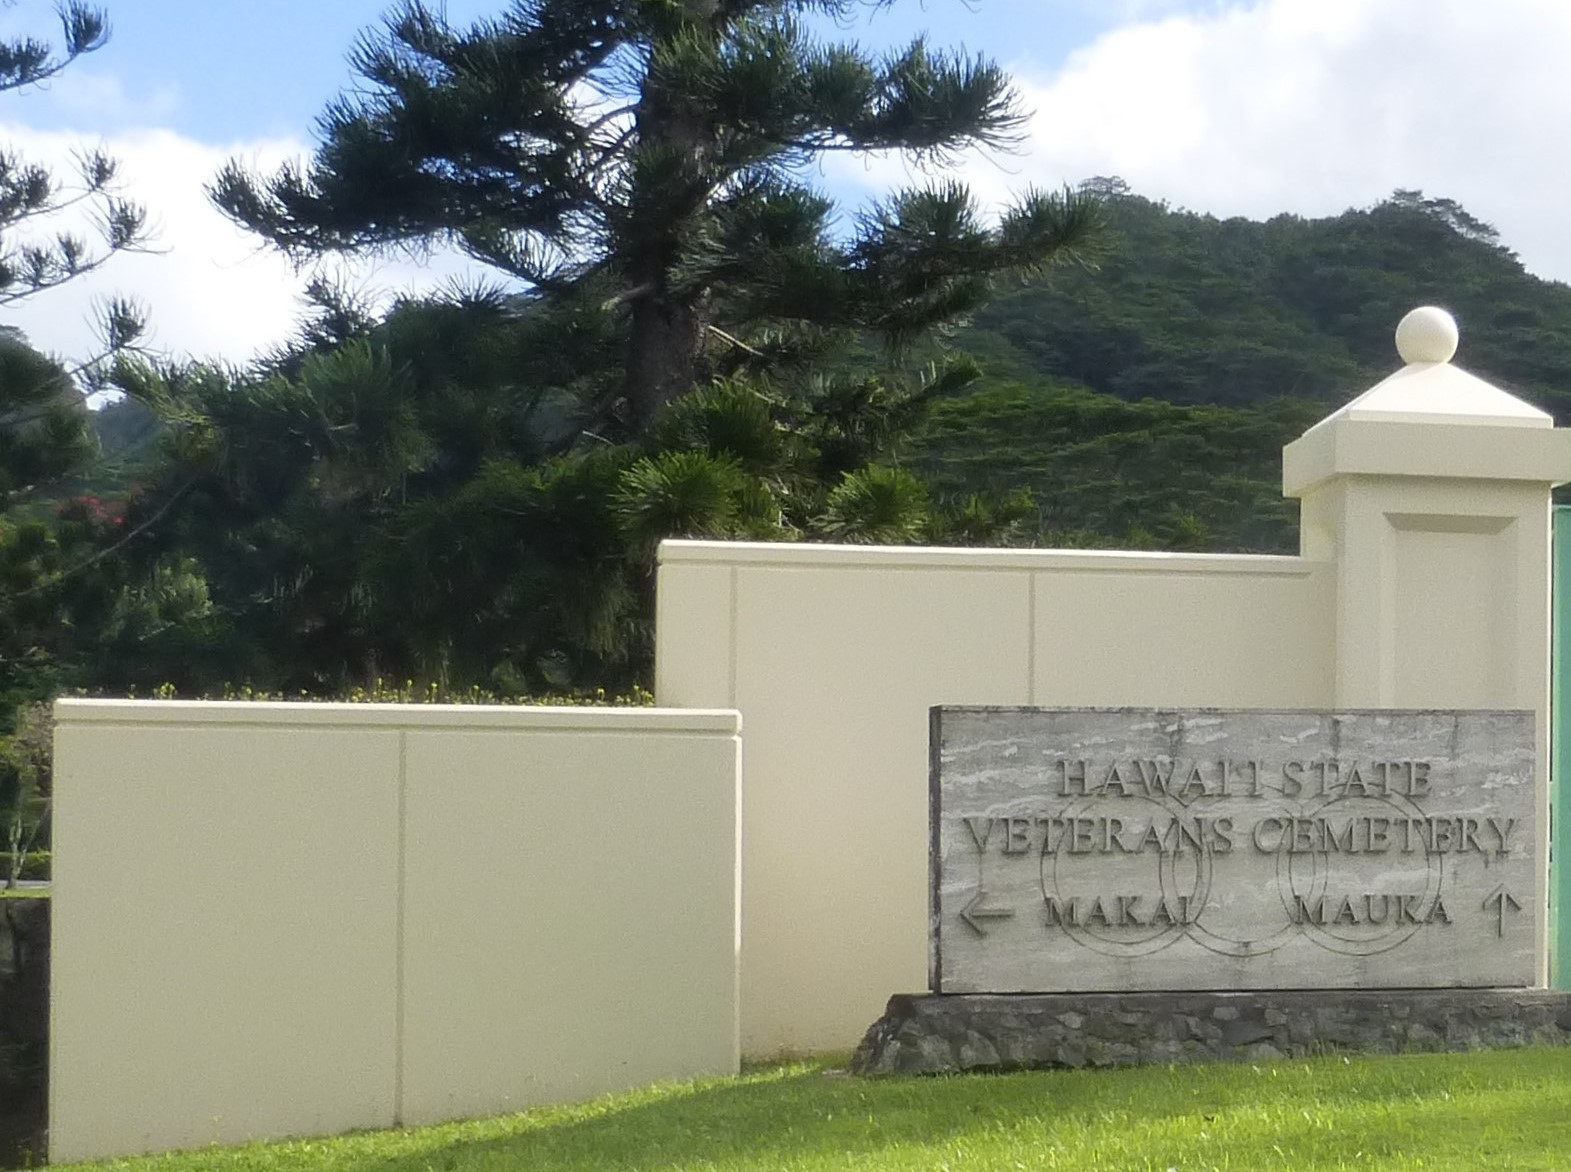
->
[1554,507,1571,988]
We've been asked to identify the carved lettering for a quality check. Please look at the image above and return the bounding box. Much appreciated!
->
[1059,758,1089,796]
[1212,816,1235,854]
[1178,762,1209,799]
[1290,895,1323,924]
[963,816,995,852]
[1341,762,1370,795]
[1135,758,1176,796]
[1323,819,1354,853]
[1102,759,1137,796]
[1253,817,1284,852]
[1103,816,1125,853]
[1281,760,1305,796]
[1488,817,1518,856]
[940,712,1530,992]
[1367,817,1391,852]
[1290,817,1317,853]
[1003,817,1033,854]
[1409,760,1432,797]
[1043,897,1074,927]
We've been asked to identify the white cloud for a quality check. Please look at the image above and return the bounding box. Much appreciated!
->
[0,122,489,367]
[38,69,183,127]
[827,0,1571,285]
[10,0,1571,369]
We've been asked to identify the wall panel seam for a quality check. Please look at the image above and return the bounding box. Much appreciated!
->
[728,566,739,707]
[1028,573,1038,705]
[394,728,407,1126]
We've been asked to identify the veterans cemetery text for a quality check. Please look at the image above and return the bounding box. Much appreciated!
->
[932,709,1535,994]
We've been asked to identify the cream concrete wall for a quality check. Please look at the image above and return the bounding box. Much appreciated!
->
[50,701,741,1164]
[654,316,1571,1055]
[399,722,740,1126]
[655,542,1334,1054]
[50,714,403,1163]
[1289,453,1564,985]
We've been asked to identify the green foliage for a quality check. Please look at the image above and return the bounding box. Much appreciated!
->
[897,184,1571,555]
[210,0,1102,427]
[907,381,1314,554]
[617,451,750,547]
[0,700,50,888]
[0,3,148,333]
[58,181,1571,709]
[101,294,986,698]
[648,378,786,476]
[962,185,1571,420]
[925,488,1037,548]
[58,0,1108,702]
[0,4,153,746]
[821,465,929,545]
[0,331,92,508]
[0,850,45,882]
[118,679,655,707]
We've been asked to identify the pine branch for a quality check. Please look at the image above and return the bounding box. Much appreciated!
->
[4,474,197,601]
[0,2,109,94]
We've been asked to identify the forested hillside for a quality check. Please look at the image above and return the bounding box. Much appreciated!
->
[905,185,1571,554]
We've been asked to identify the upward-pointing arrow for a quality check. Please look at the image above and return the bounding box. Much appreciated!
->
[1482,885,1523,937]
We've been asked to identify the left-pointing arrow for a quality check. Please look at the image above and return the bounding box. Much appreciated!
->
[960,888,1015,935]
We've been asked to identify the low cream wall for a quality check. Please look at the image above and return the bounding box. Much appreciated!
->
[50,701,741,1164]
[655,541,1335,1054]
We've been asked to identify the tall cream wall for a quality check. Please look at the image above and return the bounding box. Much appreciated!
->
[50,701,741,1164]
[1287,429,1569,985]
[655,542,1335,1054]
[656,311,1571,1054]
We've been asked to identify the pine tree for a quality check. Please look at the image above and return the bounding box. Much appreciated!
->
[0,1,153,796]
[211,0,1101,430]
[0,1,148,504]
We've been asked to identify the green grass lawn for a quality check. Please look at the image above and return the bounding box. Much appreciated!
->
[60,1048,1571,1172]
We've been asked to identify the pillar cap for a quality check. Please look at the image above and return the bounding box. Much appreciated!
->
[1394,306,1459,364]
[1304,307,1551,433]
[1284,308,1571,496]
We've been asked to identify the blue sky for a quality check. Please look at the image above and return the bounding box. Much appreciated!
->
[1,0,1568,366]
[5,0,1108,139]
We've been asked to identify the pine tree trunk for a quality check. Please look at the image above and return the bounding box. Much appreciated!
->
[625,297,701,431]
[621,0,723,431]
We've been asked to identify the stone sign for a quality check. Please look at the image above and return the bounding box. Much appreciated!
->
[931,708,1536,994]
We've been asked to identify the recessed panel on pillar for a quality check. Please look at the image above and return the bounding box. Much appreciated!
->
[932,707,1535,993]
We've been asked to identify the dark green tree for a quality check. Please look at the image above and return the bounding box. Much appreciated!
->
[0,3,153,879]
[0,2,147,511]
[211,0,1101,432]
[105,287,1031,695]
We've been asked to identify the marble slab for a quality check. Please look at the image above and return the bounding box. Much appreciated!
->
[931,708,1536,993]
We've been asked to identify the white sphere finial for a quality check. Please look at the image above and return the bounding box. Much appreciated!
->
[1395,306,1459,365]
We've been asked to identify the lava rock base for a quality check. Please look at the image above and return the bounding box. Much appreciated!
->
[851,989,1571,1075]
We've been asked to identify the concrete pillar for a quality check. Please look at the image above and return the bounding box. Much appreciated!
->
[1283,306,1571,982]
